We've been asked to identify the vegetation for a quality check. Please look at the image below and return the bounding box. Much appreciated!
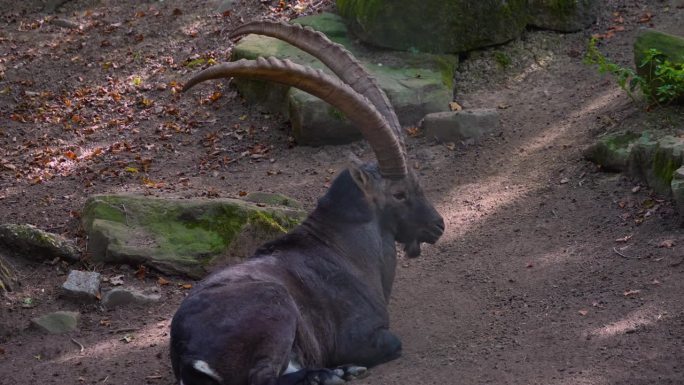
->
[584,38,684,105]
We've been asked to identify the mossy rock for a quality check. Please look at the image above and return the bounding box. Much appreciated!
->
[82,195,306,278]
[587,132,684,218]
[230,12,457,145]
[336,0,528,53]
[634,30,684,103]
[0,224,80,262]
[631,135,684,195]
[583,131,642,171]
[527,0,600,32]
[671,167,684,219]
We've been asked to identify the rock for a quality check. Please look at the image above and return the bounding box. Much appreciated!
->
[101,287,161,309]
[82,194,306,278]
[61,270,101,302]
[421,109,500,143]
[583,131,642,171]
[634,30,684,104]
[629,135,684,196]
[230,13,456,145]
[216,0,236,13]
[586,132,684,219]
[672,167,684,218]
[31,311,79,334]
[336,0,528,53]
[0,224,80,262]
[528,0,600,32]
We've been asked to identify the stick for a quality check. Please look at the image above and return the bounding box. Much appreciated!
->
[71,338,85,352]
[613,247,630,259]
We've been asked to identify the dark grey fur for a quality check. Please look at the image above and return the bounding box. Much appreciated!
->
[170,161,444,385]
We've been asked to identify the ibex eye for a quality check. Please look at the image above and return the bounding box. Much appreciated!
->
[393,192,407,201]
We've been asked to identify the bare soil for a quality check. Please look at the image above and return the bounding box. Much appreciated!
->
[1,0,683,384]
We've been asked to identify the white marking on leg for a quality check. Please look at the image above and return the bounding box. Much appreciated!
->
[283,359,302,375]
[192,360,223,382]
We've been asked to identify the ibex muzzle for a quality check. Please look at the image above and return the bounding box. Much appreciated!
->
[171,20,444,385]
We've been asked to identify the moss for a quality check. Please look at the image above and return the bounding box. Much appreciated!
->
[433,55,457,89]
[336,0,384,25]
[328,107,346,122]
[605,131,641,151]
[652,146,682,186]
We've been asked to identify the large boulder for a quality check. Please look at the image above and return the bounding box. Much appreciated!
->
[230,13,457,145]
[336,0,528,53]
[82,195,306,278]
[527,0,600,32]
[336,0,600,53]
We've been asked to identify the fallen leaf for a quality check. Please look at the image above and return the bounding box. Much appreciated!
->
[238,191,247,197]
[405,126,421,137]
[120,335,134,343]
[560,178,570,184]
[135,265,147,280]
[578,309,589,316]
[632,186,641,193]
[449,101,463,111]
[110,275,124,286]
[65,150,78,160]
[615,234,632,243]
[99,318,111,327]
[179,283,193,290]
[157,277,170,286]
[623,289,641,297]
[658,240,675,248]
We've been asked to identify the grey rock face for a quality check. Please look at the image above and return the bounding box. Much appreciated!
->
[101,287,161,309]
[31,311,79,334]
[61,270,101,302]
[421,109,501,143]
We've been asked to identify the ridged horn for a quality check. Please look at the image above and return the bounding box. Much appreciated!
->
[230,20,404,147]
[183,57,407,179]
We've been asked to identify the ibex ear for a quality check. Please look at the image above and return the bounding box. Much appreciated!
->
[347,154,371,191]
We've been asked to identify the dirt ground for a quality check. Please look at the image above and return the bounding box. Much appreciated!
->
[0,0,683,384]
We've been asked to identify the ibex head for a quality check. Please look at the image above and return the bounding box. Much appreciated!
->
[183,20,444,257]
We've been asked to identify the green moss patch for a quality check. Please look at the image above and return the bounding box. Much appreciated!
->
[83,195,306,278]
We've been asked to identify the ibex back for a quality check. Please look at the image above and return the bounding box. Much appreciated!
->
[171,20,445,385]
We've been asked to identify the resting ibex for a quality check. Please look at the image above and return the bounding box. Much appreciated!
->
[171,20,445,385]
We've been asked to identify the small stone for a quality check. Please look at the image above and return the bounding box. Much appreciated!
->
[102,287,161,309]
[31,311,79,334]
[61,270,101,302]
[421,109,500,143]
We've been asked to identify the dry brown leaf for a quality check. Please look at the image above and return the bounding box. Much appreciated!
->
[179,283,193,290]
[157,277,170,286]
[135,265,147,280]
[623,289,641,297]
[449,101,462,111]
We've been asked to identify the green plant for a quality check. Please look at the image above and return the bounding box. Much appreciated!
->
[494,51,512,69]
[584,38,684,105]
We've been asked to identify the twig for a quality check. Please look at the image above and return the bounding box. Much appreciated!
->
[71,338,85,352]
[145,375,163,380]
[111,327,138,334]
[613,247,631,259]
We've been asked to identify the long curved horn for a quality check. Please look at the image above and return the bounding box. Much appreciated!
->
[183,57,407,179]
[230,20,404,147]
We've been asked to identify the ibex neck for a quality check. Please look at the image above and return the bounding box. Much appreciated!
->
[302,210,398,302]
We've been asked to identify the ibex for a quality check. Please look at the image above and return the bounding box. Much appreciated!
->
[171,20,445,385]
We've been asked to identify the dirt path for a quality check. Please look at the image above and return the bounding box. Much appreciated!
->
[1,1,683,384]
